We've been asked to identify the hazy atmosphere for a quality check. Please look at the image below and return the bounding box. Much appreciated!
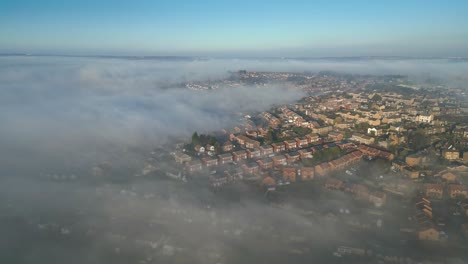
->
[1,1,468,264]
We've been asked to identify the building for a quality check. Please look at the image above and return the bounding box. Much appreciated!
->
[261,176,276,188]
[418,226,440,241]
[260,145,274,156]
[351,133,375,145]
[328,131,343,141]
[324,178,344,190]
[222,141,234,152]
[306,133,320,143]
[447,184,468,199]
[405,155,422,167]
[441,172,458,182]
[257,158,273,170]
[232,150,247,161]
[392,160,406,172]
[285,152,300,164]
[194,145,205,153]
[246,148,261,159]
[443,148,460,160]
[369,191,387,207]
[242,163,259,175]
[348,184,370,200]
[423,184,444,199]
[272,155,287,166]
[298,149,313,160]
[174,152,192,164]
[461,223,468,239]
[315,162,332,177]
[217,153,233,164]
[403,167,420,179]
[202,157,218,167]
[271,143,286,153]
[367,127,383,136]
[284,140,297,151]
[186,161,202,173]
[299,167,314,180]
[295,137,309,148]
[282,167,297,182]
[416,114,434,124]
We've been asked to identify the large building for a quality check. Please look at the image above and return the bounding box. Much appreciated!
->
[351,133,375,145]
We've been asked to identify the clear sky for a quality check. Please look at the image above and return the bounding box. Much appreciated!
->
[1,0,468,57]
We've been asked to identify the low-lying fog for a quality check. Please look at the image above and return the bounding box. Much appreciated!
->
[0,56,467,264]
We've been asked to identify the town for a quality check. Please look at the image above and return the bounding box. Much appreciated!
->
[155,70,468,262]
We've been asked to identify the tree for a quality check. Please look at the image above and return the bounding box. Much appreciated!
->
[334,116,343,124]
[192,132,200,145]
[371,94,382,101]
[409,129,430,150]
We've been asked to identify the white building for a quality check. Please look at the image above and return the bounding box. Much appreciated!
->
[416,114,433,124]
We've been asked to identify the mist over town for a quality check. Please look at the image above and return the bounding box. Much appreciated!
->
[2,1,468,264]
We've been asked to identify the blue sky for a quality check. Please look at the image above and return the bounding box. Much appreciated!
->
[1,0,467,56]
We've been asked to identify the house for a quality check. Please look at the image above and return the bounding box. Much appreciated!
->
[284,140,297,151]
[348,184,369,200]
[443,148,460,160]
[462,203,468,217]
[217,153,233,165]
[416,198,433,218]
[369,191,387,207]
[257,158,273,170]
[306,133,320,143]
[260,145,274,156]
[315,162,332,177]
[297,149,313,160]
[368,118,381,126]
[285,152,300,164]
[194,145,205,153]
[403,167,420,179]
[416,114,434,124]
[245,139,260,149]
[202,157,218,167]
[272,155,287,166]
[324,178,344,190]
[441,172,458,182]
[282,167,297,182]
[205,144,215,152]
[461,223,468,239]
[367,127,383,136]
[235,135,250,145]
[355,145,394,160]
[406,155,422,167]
[271,143,286,153]
[299,167,314,180]
[232,150,248,161]
[295,137,309,148]
[312,126,333,135]
[351,133,375,145]
[222,141,233,152]
[310,144,323,154]
[447,184,468,199]
[418,226,440,241]
[174,152,192,164]
[423,184,444,199]
[186,161,202,172]
[328,131,343,141]
[242,163,259,175]
[235,135,260,149]
[246,148,261,159]
[392,160,406,172]
[261,176,276,188]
